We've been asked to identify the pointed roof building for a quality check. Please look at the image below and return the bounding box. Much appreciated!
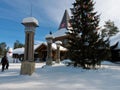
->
[52,9,72,47]
[53,10,72,38]
[58,9,72,30]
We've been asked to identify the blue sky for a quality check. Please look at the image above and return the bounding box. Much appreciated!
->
[0,0,120,48]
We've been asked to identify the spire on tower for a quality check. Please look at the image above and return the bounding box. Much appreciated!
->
[30,2,32,16]
[30,0,33,17]
[58,9,72,30]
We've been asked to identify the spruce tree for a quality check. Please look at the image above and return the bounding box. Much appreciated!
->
[0,42,7,56]
[13,40,24,49]
[67,0,110,69]
[101,20,119,38]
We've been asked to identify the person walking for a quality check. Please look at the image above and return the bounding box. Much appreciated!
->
[1,55,9,72]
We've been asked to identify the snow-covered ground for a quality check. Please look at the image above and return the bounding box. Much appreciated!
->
[0,62,120,90]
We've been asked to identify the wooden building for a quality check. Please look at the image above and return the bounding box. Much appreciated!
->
[35,43,67,61]
[12,43,67,62]
[110,42,120,62]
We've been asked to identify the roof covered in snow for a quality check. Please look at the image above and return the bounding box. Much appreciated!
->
[12,47,24,55]
[110,32,120,49]
[52,28,69,38]
[51,43,67,51]
[52,9,72,38]
[13,43,43,55]
[39,43,67,51]
[22,17,39,26]
[12,42,67,55]
[45,34,54,39]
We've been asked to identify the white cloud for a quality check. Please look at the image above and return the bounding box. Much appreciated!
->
[95,0,120,28]
[33,0,74,24]
[1,0,120,28]
[0,0,73,24]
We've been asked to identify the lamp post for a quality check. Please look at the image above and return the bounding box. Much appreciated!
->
[20,17,39,75]
[55,41,62,63]
[45,33,53,65]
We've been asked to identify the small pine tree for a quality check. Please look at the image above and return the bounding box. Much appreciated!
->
[0,42,7,56]
[13,40,24,49]
[66,0,110,69]
[101,20,119,38]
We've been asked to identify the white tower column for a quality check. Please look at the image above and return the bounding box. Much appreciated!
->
[46,34,54,65]
[20,17,39,75]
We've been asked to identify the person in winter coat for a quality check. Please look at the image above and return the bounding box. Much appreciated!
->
[1,55,9,72]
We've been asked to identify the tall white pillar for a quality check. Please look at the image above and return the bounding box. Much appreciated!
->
[20,17,39,75]
[46,34,54,65]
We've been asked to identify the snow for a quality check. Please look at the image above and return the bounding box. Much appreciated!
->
[34,43,43,50]
[52,43,67,51]
[7,48,13,57]
[22,17,39,26]
[12,47,24,55]
[40,43,67,51]
[61,59,72,65]
[0,61,120,90]
[55,40,62,45]
[52,28,68,38]
[12,43,67,55]
[12,43,43,55]
[101,61,115,65]
[110,32,120,49]
[45,34,54,39]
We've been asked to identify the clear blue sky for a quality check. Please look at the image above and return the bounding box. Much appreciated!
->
[0,0,120,48]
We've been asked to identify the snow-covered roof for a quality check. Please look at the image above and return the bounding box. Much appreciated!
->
[45,34,54,39]
[22,17,39,26]
[52,43,67,51]
[34,43,43,50]
[13,43,43,55]
[52,9,72,38]
[39,43,67,51]
[52,28,68,38]
[55,41,62,45]
[13,42,67,55]
[110,32,120,49]
[12,47,24,55]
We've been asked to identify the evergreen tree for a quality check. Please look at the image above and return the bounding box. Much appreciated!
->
[101,20,119,38]
[13,40,24,49]
[67,0,110,69]
[0,42,7,56]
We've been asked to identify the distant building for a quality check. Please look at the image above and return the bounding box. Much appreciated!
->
[110,33,120,62]
[12,43,42,62]
[12,43,67,62]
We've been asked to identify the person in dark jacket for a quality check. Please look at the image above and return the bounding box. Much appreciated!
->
[1,55,9,72]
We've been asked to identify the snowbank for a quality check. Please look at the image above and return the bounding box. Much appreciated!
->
[0,61,120,90]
